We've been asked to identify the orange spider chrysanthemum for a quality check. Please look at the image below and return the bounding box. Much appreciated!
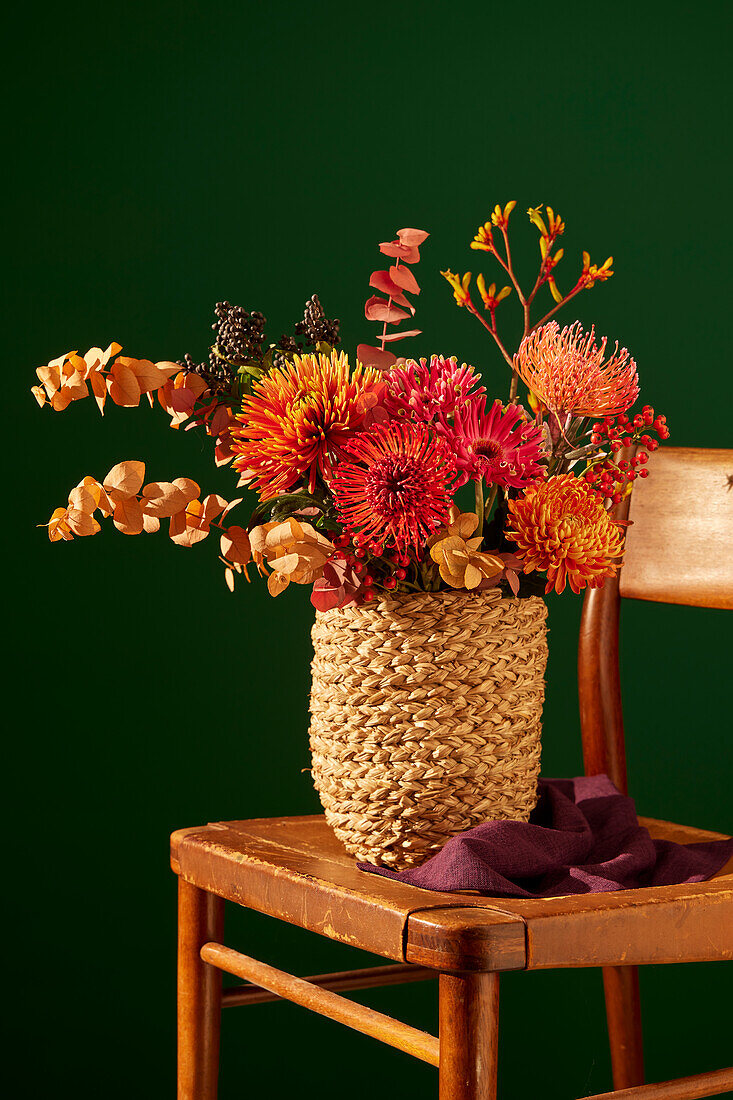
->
[506,474,624,595]
[233,351,381,499]
[514,321,639,418]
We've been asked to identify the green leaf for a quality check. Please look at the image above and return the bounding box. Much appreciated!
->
[236,361,265,380]
[248,490,323,529]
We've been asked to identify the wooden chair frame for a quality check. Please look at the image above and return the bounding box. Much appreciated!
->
[173,447,733,1099]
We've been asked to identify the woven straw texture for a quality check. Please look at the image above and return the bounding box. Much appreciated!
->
[309,589,548,869]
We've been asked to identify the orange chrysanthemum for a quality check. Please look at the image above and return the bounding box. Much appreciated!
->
[506,474,624,595]
[514,321,639,418]
[233,351,381,499]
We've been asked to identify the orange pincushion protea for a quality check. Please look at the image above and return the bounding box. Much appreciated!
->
[514,321,638,418]
[506,474,624,594]
[233,351,381,499]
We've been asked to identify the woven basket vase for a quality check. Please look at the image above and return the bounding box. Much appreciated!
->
[309,588,548,869]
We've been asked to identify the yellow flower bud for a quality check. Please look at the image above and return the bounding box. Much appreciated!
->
[441,269,472,308]
[527,204,548,237]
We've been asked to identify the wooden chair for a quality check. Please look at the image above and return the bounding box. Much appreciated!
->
[172,446,733,1099]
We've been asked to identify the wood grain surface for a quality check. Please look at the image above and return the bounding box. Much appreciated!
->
[172,814,731,972]
[620,447,733,608]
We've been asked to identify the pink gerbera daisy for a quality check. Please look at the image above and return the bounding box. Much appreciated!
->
[383,354,485,426]
[443,396,546,488]
[331,421,456,556]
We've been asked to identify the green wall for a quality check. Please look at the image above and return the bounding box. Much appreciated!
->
[10,1,732,1096]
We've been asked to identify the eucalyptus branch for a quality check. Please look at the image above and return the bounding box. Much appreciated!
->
[379,258,400,351]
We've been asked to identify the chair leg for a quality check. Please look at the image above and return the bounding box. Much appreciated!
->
[177,878,224,1100]
[439,972,499,1100]
[602,965,644,1090]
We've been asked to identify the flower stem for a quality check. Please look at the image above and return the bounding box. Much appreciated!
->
[466,302,514,369]
[499,227,526,306]
[530,283,584,332]
[484,484,498,522]
[474,478,485,533]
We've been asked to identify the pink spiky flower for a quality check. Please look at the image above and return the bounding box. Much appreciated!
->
[514,321,639,418]
[383,355,485,426]
[443,396,546,489]
[331,421,456,556]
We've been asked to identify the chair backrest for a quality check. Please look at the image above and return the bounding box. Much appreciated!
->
[578,447,733,794]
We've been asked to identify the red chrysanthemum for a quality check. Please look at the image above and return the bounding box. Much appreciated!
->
[331,422,456,556]
[514,321,639,418]
[442,395,546,489]
[506,474,624,594]
[383,354,485,425]
[232,351,381,499]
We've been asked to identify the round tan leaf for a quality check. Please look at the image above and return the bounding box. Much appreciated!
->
[37,364,61,397]
[103,460,145,499]
[220,525,251,565]
[171,477,201,504]
[184,373,209,399]
[169,506,209,547]
[128,358,167,393]
[108,361,141,407]
[267,570,290,597]
[79,476,107,510]
[270,552,300,576]
[141,481,187,517]
[67,509,102,537]
[464,563,483,590]
[68,485,97,514]
[89,369,107,415]
[156,360,183,380]
[48,507,72,542]
[113,497,144,535]
[51,388,73,412]
[201,494,228,522]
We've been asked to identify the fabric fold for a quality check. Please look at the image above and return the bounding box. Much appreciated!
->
[358,774,733,898]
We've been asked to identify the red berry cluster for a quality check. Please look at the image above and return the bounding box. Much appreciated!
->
[582,406,669,504]
[330,533,411,601]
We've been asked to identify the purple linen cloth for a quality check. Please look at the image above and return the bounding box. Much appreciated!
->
[358,774,733,897]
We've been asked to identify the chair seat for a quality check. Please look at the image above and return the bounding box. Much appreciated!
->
[171,815,733,972]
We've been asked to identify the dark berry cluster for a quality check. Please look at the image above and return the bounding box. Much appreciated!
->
[213,301,266,364]
[582,406,670,504]
[177,350,236,395]
[271,333,303,370]
[295,294,340,348]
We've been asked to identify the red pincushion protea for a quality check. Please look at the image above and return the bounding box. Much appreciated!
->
[506,474,624,594]
[331,421,456,556]
[383,355,485,425]
[514,321,639,418]
[442,395,546,489]
[232,351,380,499]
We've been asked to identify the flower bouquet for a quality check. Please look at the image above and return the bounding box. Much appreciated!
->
[33,203,668,867]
